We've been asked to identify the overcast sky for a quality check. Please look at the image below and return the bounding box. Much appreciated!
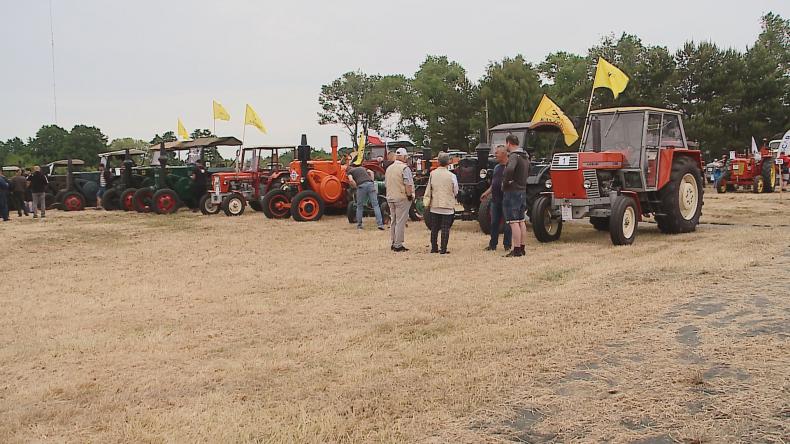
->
[1,0,788,150]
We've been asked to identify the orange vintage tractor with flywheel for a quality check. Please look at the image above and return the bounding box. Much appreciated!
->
[261,135,351,221]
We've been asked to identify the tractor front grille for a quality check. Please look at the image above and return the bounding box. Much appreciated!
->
[583,170,601,198]
[551,153,579,170]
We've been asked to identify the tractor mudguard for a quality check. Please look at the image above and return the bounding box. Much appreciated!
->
[618,190,643,220]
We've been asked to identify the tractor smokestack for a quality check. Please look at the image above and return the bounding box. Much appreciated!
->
[123,149,133,185]
[591,118,602,153]
[298,134,310,189]
[331,135,338,165]
[158,142,167,188]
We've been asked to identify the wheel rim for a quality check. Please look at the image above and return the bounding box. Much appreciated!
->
[124,194,134,210]
[770,169,776,188]
[65,195,81,210]
[622,205,636,238]
[270,195,289,217]
[542,207,558,235]
[298,197,319,219]
[229,198,243,214]
[203,198,216,213]
[678,173,698,220]
[757,178,763,192]
[157,194,175,212]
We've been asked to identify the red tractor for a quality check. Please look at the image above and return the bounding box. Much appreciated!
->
[716,142,781,194]
[261,135,352,222]
[202,145,293,216]
[532,107,704,245]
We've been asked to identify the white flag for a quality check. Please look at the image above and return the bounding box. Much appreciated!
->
[751,137,760,161]
[780,129,790,156]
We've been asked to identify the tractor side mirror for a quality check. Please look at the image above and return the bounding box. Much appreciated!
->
[591,118,602,153]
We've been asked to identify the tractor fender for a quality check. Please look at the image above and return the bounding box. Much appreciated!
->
[658,150,702,189]
[618,190,643,221]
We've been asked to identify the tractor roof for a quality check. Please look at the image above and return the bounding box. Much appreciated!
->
[490,121,563,132]
[590,107,682,115]
[45,159,85,166]
[98,148,147,158]
[366,140,415,149]
[2,166,20,172]
[149,136,243,151]
[243,145,296,150]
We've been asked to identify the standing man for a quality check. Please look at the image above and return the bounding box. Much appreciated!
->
[23,169,33,214]
[347,163,385,230]
[191,159,208,212]
[10,168,29,217]
[423,152,458,254]
[0,169,10,221]
[481,145,512,251]
[502,135,529,257]
[385,148,414,252]
[96,164,112,210]
[27,165,48,219]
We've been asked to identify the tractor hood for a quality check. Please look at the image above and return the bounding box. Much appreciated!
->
[550,152,625,171]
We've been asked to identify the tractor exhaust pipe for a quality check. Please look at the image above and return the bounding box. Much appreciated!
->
[158,142,167,188]
[66,158,73,191]
[591,118,602,153]
[298,134,310,189]
[331,135,338,165]
[123,149,133,185]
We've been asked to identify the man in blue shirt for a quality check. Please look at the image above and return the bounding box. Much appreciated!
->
[481,145,511,251]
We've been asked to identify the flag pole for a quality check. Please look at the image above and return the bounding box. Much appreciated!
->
[579,65,598,151]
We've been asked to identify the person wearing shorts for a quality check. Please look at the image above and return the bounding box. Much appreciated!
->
[96,164,111,209]
[502,134,530,257]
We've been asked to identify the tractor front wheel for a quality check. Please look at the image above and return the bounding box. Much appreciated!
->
[199,193,220,215]
[132,188,153,213]
[261,189,291,219]
[656,156,703,234]
[61,191,85,211]
[153,189,179,215]
[102,188,121,211]
[291,190,324,222]
[221,193,246,217]
[609,196,638,245]
[531,195,562,242]
[120,188,137,211]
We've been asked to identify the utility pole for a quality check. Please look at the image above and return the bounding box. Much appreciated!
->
[49,0,58,124]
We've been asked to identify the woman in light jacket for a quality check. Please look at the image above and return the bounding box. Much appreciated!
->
[423,152,458,254]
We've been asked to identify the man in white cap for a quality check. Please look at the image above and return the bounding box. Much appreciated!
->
[385,147,414,252]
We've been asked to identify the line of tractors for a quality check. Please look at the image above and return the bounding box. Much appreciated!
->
[24,106,787,246]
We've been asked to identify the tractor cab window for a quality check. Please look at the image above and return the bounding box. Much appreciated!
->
[489,130,527,155]
[646,113,662,147]
[660,114,683,147]
[583,112,643,168]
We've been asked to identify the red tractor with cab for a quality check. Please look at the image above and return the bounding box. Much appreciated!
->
[715,141,781,194]
[203,145,293,216]
[532,107,704,245]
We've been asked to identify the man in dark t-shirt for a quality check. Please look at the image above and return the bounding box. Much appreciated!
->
[481,145,512,251]
[347,164,384,230]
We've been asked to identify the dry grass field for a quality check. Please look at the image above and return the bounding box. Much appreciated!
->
[1,190,788,443]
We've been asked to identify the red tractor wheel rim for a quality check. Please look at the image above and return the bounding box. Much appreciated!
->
[65,195,81,210]
[298,197,319,219]
[270,195,289,216]
[124,194,134,210]
[157,195,176,212]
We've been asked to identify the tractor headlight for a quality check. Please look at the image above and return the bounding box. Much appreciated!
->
[583,179,592,189]
[479,169,487,179]
[545,179,552,189]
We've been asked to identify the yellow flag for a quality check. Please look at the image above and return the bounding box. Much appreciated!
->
[244,104,267,134]
[531,95,579,146]
[592,57,629,99]
[177,118,189,140]
[213,100,230,121]
[353,133,365,165]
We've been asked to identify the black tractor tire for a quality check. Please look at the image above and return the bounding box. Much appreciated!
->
[61,191,85,211]
[347,201,357,224]
[590,216,610,231]
[54,190,67,205]
[477,195,505,236]
[261,189,291,219]
[249,199,263,212]
[199,193,220,215]
[120,188,137,212]
[761,158,776,193]
[752,175,764,194]
[102,188,121,211]
[44,192,56,210]
[609,196,638,246]
[715,180,727,194]
[152,189,179,215]
[655,156,703,234]
[132,188,154,213]
[221,193,246,217]
[378,196,391,226]
[531,195,562,243]
[291,190,324,222]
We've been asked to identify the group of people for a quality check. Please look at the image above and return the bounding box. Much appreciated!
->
[0,166,50,221]
[349,134,531,257]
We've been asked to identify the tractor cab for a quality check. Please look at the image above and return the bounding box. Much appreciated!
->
[534,107,704,245]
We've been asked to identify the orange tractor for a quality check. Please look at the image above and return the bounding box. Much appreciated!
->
[261,135,351,221]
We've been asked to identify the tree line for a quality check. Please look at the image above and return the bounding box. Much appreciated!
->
[318,13,789,158]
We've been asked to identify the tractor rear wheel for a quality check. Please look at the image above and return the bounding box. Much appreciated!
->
[346,201,357,223]
[199,193,219,215]
[132,188,153,213]
[102,188,121,210]
[609,196,638,245]
[221,193,246,217]
[61,191,85,211]
[54,190,67,205]
[531,195,562,242]
[478,195,492,235]
[153,189,179,215]
[291,190,324,222]
[761,159,776,193]
[120,188,137,211]
[261,189,291,219]
[45,192,56,210]
[752,175,764,193]
[655,156,703,234]
[715,180,727,193]
[590,216,609,231]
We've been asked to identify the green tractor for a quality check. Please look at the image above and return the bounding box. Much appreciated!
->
[99,149,151,211]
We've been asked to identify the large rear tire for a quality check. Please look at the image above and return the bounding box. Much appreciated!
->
[752,176,764,193]
[291,190,324,222]
[102,188,121,211]
[221,193,246,217]
[609,196,638,245]
[132,188,153,213]
[761,159,776,193]
[152,189,179,215]
[249,199,263,212]
[120,188,137,212]
[531,195,562,242]
[61,191,85,212]
[199,193,220,215]
[656,156,703,234]
[261,189,291,219]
